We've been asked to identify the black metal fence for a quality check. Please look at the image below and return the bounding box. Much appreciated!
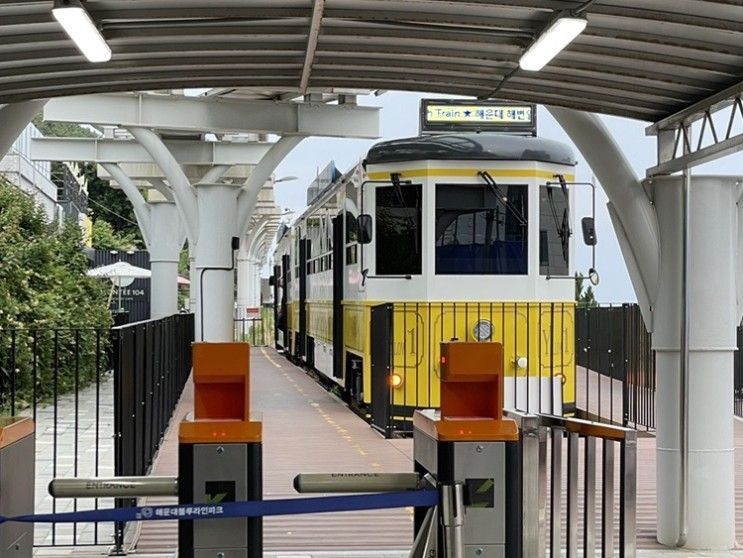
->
[110,313,193,551]
[0,327,112,547]
[0,314,193,549]
[575,304,656,430]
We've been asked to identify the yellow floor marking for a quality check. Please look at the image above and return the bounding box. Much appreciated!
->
[260,347,283,368]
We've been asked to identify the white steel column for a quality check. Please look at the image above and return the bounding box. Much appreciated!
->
[651,175,738,549]
[236,244,251,320]
[251,258,262,307]
[193,183,241,342]
[0,100,46,156]
[148,201,183,318]
[550,106,740,550]
[101,163,185,319]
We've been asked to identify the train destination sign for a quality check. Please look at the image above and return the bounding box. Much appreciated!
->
[420,99,537,135]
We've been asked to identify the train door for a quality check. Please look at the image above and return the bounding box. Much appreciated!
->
[370,303,393,436]
[280,255,290,350]
[272,264,280,350]
[297,238,308,360]
[332,214,344,381]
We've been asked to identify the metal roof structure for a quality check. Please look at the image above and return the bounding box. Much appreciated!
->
[1,1,742,123]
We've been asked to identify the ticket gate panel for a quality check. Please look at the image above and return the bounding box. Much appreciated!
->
[193,444,248,552]
[453,442,506,546]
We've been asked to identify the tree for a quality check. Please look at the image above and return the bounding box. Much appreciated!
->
[575,273,597,306]
[91,219,139,251]
[0,179,113,408]
[0,178,111,330]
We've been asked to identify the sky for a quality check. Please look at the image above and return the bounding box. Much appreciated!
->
[271,91,743,304]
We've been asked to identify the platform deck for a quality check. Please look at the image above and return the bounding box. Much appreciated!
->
[134,347,743,554]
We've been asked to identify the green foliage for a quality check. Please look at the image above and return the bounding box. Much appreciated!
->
[81,162,142,242]
[0,179,112,411]
[92,219,138,250]
[178,245,190,310]
[575,273,597,307]
[32,115,96,139]
[33,113,142,245]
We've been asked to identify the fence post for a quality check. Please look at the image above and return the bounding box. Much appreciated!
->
[110,326,126,556]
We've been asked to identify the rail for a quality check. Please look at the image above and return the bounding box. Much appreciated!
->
[110,313,193,552]
[506,409,637,558]
[234,316,267,346]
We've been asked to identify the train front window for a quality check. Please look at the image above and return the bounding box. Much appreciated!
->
[375,184,422,275]
[539,185,570,276]
[435,183,528,275]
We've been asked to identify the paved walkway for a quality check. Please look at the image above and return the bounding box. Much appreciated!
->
[135,347,413,554]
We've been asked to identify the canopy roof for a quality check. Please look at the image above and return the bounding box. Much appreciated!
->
[2,1,742,122]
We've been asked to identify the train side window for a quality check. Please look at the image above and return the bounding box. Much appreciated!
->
[435,183,528,275]
[375,184,422,275]
[539,184,570,276]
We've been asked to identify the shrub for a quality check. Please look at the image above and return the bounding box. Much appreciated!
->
[0,179,112,412]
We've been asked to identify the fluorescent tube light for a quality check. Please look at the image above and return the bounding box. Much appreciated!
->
[519,15,587,72]
[52,0,111,63]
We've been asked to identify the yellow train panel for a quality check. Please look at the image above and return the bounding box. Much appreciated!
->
[306,301,333,343]
[388,301,575,412]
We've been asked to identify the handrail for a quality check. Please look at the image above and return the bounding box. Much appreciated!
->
[505,409,637,558]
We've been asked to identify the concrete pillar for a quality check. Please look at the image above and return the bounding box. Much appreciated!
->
[651,175,739,549]
[193,183,240,342]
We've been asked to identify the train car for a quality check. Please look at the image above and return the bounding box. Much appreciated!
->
[273,126,586,435]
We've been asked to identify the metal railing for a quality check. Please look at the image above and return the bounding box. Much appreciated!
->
[234,307,273,347]
[0,327,111,547]
[576,304,655,430]
[110,313,193,552]
[507,409,637,558]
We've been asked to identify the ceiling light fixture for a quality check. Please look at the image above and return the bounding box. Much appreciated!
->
[519,13,587,72]
[52,0,111,63]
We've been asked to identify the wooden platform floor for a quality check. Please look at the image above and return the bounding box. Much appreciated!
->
[134,347,413,554]
[134,348,743,554]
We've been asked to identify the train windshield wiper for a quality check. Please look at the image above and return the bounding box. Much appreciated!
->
[478,171,527,227]
[546,175,571,261]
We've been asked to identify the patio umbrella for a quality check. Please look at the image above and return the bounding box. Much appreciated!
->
[87,261,151,309]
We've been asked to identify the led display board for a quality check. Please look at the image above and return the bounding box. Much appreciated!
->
[420,99,537,135]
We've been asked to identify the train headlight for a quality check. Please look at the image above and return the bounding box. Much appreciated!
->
[472,319,493,342]
[389,373,403,388]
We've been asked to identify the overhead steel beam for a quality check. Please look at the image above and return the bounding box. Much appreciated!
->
[44,93,380,139]
[648,80,743,133]
[300,0,325,94]
[98,163,253,183]
[646,84,743,176]
[30,137,271,165]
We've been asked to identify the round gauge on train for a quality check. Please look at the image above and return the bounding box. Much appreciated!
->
[472,319,493,342]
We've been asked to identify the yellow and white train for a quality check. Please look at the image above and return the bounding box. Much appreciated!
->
[272,129,581,435]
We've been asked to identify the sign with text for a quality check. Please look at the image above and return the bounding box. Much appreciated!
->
[420,100,537,135]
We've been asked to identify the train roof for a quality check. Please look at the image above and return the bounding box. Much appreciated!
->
[365,133,576,166]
